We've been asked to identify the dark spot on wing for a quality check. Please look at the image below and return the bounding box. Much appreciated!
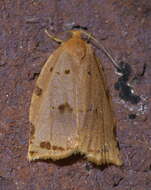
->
[40,141,51,149]
[58,102,73,113]
[52,145,65,151]
[88,71,91,75]
[34,86,42,96]
[58,104,65,112]
[56,72,60,75]
[65,69,70,74]
[29,151,37,156]
[50,67,53,72]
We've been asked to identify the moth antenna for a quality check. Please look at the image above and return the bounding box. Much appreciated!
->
[45,29,63,44]
[81,30,121,70]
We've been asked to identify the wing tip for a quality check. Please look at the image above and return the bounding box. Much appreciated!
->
[85,152,123,166]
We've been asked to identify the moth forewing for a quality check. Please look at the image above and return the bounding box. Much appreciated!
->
[28,30,122,166]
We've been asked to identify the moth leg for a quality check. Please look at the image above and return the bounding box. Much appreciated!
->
[45,29,63,44]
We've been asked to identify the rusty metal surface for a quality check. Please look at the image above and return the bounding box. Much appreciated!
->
[0,0,151,189]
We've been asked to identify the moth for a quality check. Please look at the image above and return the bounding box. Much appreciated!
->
[28,30,122,166]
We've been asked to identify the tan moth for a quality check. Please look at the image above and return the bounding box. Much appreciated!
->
[28,30,122,166]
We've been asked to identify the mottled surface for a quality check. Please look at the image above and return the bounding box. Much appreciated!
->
[0,0,151,190]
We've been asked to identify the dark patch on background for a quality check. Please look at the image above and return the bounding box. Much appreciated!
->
[131,63,147,83]
[28,72,40,81]
[114,61,141,104]
[128,113,137,119]
[71,25,88,31]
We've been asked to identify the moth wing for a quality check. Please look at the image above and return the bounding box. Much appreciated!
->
[77,45,122,166]
[28,47,79,161]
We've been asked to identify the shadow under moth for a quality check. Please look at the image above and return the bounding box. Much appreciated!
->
[28,30,122,166]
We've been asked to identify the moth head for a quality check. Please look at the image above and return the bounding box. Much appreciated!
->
[68,29,94,44]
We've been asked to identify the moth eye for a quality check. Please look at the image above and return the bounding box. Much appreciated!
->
[64,69,70,74]
[34,86,42,96]
[50,67,53,72]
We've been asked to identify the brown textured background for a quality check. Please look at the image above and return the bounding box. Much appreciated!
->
[0,0,151,190]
